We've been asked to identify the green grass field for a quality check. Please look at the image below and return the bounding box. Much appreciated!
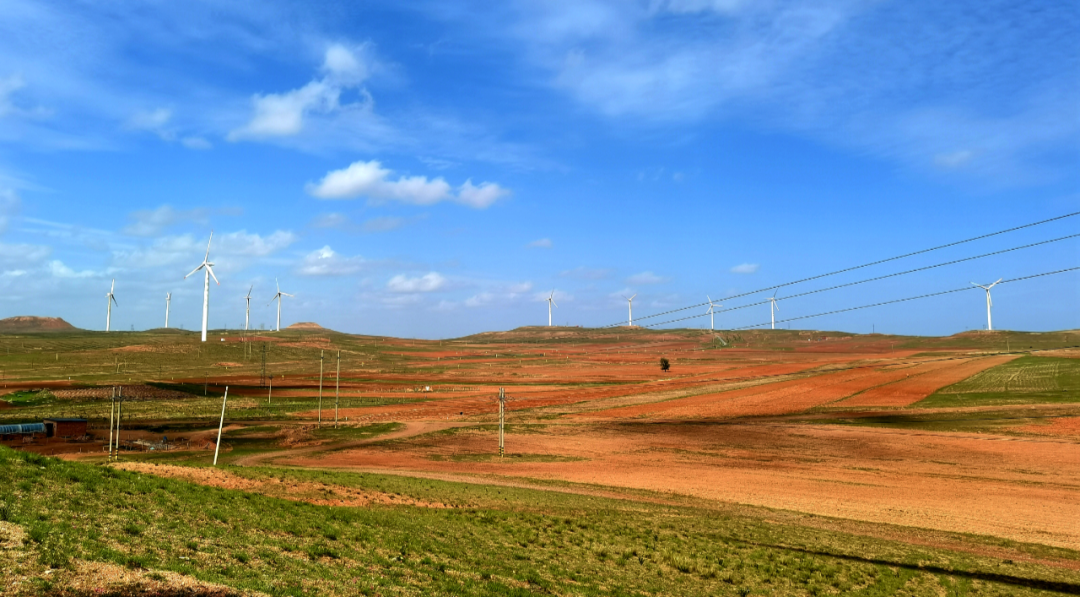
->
[3,447,1079,596]
[916,356,1080,408]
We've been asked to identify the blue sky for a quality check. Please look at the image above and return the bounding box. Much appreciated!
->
[0,0,1077,338]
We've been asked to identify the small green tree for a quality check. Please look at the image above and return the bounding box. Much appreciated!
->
[659,357,670,372]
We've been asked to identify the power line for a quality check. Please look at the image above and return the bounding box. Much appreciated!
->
[705,232,1080,320]
[640,266,1080,330]
[603,210,1080,328]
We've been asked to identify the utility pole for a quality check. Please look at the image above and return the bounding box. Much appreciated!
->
[498,387,505,458]
[318,350,324,428]
[267,375,273,406]
[213,387,229,466]
[335,351,340,429]
[107,388,115,461]
[114,395,123,460]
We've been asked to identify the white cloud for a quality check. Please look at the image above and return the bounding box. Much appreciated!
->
[934,150,974,169]
[0,241,50,268]
[306,160,510,209]
[387,272,447,293]
[362,216,405,232]
[297,246,369,277]
[464,291,496,308]
[0,74,49,119]
[181,136,212,150]
[457,179,512,208]
[127,108,174,140]
[560,266,612,280]
[215,230,297,257]
[229,44,374,140]
[627,271,668,285]
[310,212,351,229]
[0,188,20,232]
[730,263,759,274]
[529,238,552,248]
[122,205,209,237]
[48,260,97,279]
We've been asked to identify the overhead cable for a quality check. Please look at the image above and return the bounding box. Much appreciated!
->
[603,210,1080,328]
[638,266,1080,330]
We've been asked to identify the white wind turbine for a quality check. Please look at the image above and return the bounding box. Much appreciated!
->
[546,290,558,327]
[705,295,721,331]
[972,278,1002,331]
[165,292,171,328]
[768,291,780,330]
[105,279,117,332]
[269,279,293,332]
[624,294,637,327]
[184,232,219,342]
[244,285,253,331]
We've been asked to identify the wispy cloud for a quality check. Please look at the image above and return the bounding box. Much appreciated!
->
[306,160,510,208]
[387,272,447,293]
[627,271,667,285]
[730,263,759,274]
[296,246,370,277]
[122,205,209,237]
[528,238,552,248]
[560,266,612,280]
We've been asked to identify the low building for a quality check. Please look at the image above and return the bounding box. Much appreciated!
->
[43,418,88,438]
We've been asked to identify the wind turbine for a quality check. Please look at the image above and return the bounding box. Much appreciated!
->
[972,278,1002,331]
[768,291,780,330]
[105,279,117,332]
[546,290,558,327]
[624,294,637,326]
[165,292,171,328]
[244,285,253,331]
[184,232,219,342]
[705,295,721,331]
[269,279,293,332]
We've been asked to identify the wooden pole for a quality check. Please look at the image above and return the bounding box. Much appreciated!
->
[115,399,122,459]
[107,394,115,461]
[498,387,505,458]
[318,350,324,428]
[268,375,272,405]
[213,387,229,466]
[335,351,340,429]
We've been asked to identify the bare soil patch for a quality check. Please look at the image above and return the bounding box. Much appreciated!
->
[838,355,1017,407]
[114,462,451,509]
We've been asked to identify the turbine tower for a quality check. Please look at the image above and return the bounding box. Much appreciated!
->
[705,295,721,331]
[624,294,637,327]
[546,290,558,326]
[972,278,1002,331]
[105,279,117,332]
[165,292,171,328]
[244,285,253,331]
[184,231,219,342]
[269,279,293,332]
[768,291,780,330]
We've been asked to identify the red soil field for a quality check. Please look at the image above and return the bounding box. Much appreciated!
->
[294,421,1080,550]
[838,355,1018,407]
[576,359,970,419]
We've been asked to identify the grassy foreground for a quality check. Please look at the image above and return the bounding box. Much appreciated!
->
[2,448,1080,596]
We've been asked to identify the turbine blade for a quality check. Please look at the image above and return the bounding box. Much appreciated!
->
[111,295,118,306]
[281,292,294,297]
[276,278,280,293]
[184,264,204,279]
[552,300,558,308]
[204,231,213,262]
[110,279,115,293]
[630,294,637,301]
[247,285,253,298]
[206,265,220,285]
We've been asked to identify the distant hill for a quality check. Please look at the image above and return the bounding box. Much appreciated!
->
[286,322,326,330]
[0,316,80,333]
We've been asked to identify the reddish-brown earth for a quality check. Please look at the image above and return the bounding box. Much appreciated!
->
[836,355,1018,407]
[293,420,1080,550]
